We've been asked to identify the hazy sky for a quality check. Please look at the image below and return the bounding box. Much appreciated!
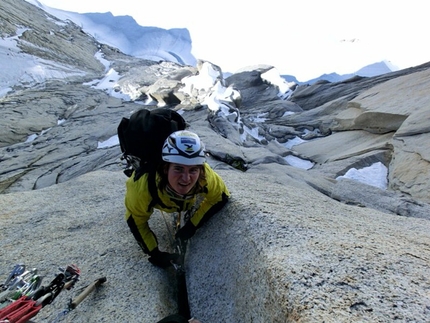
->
[35,0,429,81]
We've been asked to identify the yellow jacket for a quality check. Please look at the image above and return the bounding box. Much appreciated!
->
[125,163,230,253]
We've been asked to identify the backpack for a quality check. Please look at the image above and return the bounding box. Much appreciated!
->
[117,108,187,208]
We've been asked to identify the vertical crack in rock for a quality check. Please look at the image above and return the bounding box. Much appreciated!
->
[176,268,190,319]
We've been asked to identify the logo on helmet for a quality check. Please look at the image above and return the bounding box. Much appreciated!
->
[181,138,197,154]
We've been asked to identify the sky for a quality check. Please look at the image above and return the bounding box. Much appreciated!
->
[33,0,430,81]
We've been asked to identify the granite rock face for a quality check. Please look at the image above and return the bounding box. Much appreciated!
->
[1,1,430,322]
[1,168,429,322]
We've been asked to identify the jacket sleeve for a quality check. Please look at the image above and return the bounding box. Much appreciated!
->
[189,164,230,228]
[124,174,158,253]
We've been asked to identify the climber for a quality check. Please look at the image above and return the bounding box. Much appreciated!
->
[124,130,230,268]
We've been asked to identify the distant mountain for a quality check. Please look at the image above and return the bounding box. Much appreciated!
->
[280,74,300,84]
[27,0,197,67]
[81,12,196,66]
[355,60,396,77]
[290,60,398,85]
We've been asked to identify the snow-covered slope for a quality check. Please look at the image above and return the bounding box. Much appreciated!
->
[25,0,197,67]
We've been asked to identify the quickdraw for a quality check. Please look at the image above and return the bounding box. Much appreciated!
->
[0,267,41,305]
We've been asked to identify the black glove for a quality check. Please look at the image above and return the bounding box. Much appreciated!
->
[148,248,181,268]
[175,221,196,242]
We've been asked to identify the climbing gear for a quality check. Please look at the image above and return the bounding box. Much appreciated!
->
[118,107,187,179]
[160,211,188,262]
[32,264,80,307]
[48,277,106,323]
[1,265,26,290]
[0,264,80,323]
[162,131,206,166]
[0,267,42,305]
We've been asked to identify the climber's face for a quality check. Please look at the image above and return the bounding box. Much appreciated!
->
[167,163,201,195]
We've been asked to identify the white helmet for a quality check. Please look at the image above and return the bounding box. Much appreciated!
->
[162,130,206,165]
